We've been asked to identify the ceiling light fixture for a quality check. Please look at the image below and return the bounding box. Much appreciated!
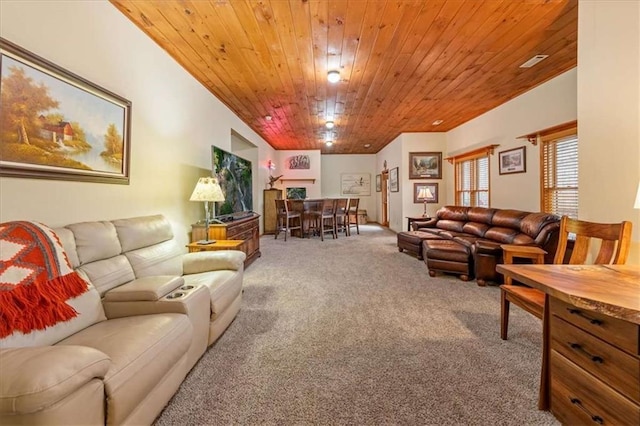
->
[325,121,334,129]
[364,143,371,148]
[327,70,340,83]
[432,119,443,126]
[265,115,272,121]
[325,141,333,147]
[519,54,549,68]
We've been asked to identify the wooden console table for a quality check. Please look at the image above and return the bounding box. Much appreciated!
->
[496,264,640,425]
[191,213,261,267]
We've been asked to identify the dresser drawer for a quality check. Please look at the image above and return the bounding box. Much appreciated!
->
[551,315,640,404]
[551,350,640,425]
[227,221,255,238]
[550,297,639,355]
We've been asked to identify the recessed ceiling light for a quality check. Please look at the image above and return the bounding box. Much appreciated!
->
[364,143,371,148]
[519,54,549,68]
[327,70,340,83]
[432,119,443,126]
[325,141,333,147]
[325,121,335,129]
[265,115,272,121]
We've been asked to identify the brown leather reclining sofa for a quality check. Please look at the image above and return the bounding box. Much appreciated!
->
[412,206,560,285]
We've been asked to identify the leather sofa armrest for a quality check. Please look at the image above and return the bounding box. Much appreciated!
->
[412,218,437,230]
[182,250,246,274]
[102,276,184,302]
[474,240,503,255]
[0,346,110,416]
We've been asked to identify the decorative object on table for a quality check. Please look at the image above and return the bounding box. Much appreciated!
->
[341,173,371,196]
[498,146,526,175]
[376,174,381,192]
[409,152,442,179]
[287,155,310,169]
[414,183,438,217]
[190,177,225,244]
[389,167,399,192]
[0,38,131,184]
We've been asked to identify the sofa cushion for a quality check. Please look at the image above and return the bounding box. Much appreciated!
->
[124,240,183,278]
[436,206,470,221]
[467,207,496,223]
[520,212,559,238]
[0,345,110,415]
[436,220,466,233]
[78,255,136,296]
[490,210,529,228]
[57,314,192,425]
[66,221,121,265]
[112,215,174,253]
[102,276,184,302]
[462,222,489,237]
[183,270,243,319]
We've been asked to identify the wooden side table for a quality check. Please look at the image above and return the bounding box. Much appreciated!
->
[406,216,430,231]
[186,240,244,253]
[500,244,547,285]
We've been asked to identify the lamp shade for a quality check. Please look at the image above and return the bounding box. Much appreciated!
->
[418,187,434,200]
[635,180,640,209]
[189,177,225,202]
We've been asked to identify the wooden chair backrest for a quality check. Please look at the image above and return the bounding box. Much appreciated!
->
[553,216,633,265]
[335,198,348,214]
[347,198,359,212]
[275,199,287,214]
[322,199,336,215]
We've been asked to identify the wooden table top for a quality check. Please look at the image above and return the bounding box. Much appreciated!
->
[500,244,547,255]
[496,264,640,325]
[186,240,244,249]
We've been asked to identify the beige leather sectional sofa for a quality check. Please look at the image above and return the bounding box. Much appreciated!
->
[0,214,246,425]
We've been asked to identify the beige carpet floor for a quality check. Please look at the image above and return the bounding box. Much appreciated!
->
[155,224,558,425]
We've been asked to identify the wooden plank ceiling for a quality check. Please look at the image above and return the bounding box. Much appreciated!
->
[111,0,578,154]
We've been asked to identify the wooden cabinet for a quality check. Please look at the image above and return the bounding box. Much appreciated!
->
[263,189,282,235]
[191,213,261,267]
[548,297,640,425]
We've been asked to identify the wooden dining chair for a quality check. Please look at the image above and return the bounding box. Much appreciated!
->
[500,215,633,340]
[318,199,337,241]
[334,198,349,237]
[346,198,360,235]
[274,199,301,241]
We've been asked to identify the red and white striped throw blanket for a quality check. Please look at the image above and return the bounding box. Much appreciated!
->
[0,221,88,338]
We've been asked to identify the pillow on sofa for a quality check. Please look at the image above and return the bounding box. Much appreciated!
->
[0,222,105,348]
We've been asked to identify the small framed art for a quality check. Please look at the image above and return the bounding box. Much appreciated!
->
[499,146,526,175]
[389,167,399,192]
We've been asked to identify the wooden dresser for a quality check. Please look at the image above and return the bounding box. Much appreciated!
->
[191,213,261,266]
[496,264,640,425]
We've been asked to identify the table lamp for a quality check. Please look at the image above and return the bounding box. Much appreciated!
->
[635,180,640,209]
[190,177,225,244]
[418,187,434,217]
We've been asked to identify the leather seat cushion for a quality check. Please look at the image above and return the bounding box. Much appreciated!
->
[397,231,442,245]
[423,240,470,263]
[183,270,243,319]
[57,314,191,425]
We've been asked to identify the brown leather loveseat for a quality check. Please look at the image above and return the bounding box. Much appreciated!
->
[412,206,560,285]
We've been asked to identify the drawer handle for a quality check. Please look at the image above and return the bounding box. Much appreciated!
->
[567,308,603,326]
[570,398,604,424]
[569,342,604,364]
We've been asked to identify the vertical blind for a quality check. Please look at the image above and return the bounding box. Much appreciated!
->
[542,134,578,218]
[456,155,489,207]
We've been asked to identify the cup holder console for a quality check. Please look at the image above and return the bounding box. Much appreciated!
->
[180,285,194,291]
[166,292,185,299]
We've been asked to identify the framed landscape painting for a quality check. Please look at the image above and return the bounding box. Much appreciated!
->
[409,152,442,179]
[0,38,132,184]
[341,173,371,196]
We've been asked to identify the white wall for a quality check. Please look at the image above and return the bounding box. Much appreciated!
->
[377,136,404,231]
[0,1,275,242]
[401,133,448,220]
[321,154,377,218]
[578,0,640,264]
[446,69,577,211]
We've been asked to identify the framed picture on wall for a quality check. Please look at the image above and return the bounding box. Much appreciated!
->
[498,146,526,175]
[389,167,399,192]
[413,182,438,204]
[376,174,381,192]
[341,173,371,196]
[0,38,132,184]
[409,152,442,179]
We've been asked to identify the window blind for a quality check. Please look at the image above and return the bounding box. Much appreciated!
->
[456,155,489,207]
[542,134,578,218]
